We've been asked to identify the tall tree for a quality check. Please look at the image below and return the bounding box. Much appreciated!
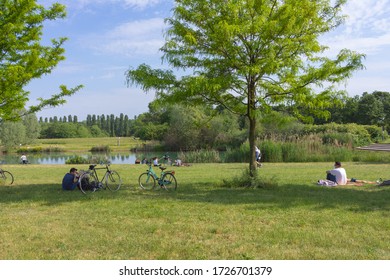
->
[110,114,115,136]
[86,114,92,126]
[0,121,25,149]
[356,93,385,125]
[0,0,82,122]
[126,0,364,175]
[23,112,40,141]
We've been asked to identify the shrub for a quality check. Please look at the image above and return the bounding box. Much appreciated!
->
[261,141,283,162]
[223,141,250,162]
[177,149,221,163]
[65,155,89,164]
[303,123,374,147]
[17,146,65,153]
[364,125,387,143]
[17,146,43,153]
[42,146,65,153]
[90,145,111,153]
[221,168,277,189]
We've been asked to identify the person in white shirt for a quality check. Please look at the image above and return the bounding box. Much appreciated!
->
[20,154,28,164]
[326,161,347,185]
[255,146,263,167]
[255,146,261,162]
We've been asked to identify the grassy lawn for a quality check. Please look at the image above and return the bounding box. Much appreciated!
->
[0,162,389,260]
[36,137,146,152]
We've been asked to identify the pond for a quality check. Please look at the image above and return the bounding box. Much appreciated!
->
[0,152,178,165]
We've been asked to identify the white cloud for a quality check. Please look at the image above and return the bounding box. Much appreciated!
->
[77,0,160,9]
[324,32,390,56]
[39,0,162,10]
[121,0,160,9]
[322,0,390,56]
[343,0,390,34]
[109,18,165,38]
[82,18,166,57]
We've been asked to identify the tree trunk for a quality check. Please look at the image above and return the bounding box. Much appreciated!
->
[248,114,257,177]
[248,78,257,177]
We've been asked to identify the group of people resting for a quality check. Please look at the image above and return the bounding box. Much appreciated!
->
[135,156,186,167]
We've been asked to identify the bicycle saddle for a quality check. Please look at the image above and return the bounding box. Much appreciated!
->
[159,166,167,171]
[89,164,97,170]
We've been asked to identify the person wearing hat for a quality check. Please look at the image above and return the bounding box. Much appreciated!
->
[62,167,80,190]
[326,161,347,185]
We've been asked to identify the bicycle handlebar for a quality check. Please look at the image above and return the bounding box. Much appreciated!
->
[89,163,111,170]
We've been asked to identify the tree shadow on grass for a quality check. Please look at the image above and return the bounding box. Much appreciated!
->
[172,182,390,213]
[0,184,109,205]
[1,182,389,214]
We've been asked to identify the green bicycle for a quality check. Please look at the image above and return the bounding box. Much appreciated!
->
[138,161,177,191]
[78,163,122,195]
[0,168,14,185]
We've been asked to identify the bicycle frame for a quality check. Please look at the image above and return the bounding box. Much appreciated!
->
[145,163,175,186]
[78,164,121,194]
[88,164,109,187]
[145,164,159,180]
[146,164,175,180]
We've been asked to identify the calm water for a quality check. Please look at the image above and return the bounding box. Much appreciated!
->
[0,152,177,165]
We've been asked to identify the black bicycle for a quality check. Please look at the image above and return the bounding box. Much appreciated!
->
[78,163,122,195]
[0,168,14,185]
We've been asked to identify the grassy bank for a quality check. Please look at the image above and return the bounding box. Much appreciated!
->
[0,162,389,259]
[18,137,146,153]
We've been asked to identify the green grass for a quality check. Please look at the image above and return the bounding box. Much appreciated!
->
[33,137,145,153]
[0,162,389,259]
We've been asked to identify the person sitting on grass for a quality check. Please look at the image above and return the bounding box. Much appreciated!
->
[62,167,79,191]
[326,161,347,185]
[20,154,28,164]
[325,161,376,186]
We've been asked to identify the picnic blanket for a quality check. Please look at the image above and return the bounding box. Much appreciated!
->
[317,179,337,187]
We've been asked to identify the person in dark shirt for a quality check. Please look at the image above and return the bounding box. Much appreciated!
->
[62,167,79,190]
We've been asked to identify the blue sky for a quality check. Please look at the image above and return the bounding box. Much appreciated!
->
[28,0,390,120]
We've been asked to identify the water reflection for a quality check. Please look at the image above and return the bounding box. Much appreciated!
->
[0,152,177,165]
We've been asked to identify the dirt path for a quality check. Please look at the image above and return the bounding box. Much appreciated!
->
[357,144,390,151]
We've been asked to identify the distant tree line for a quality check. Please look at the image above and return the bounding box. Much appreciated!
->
[1,91,389,151]
[324,91,390,128]
[38,113,133,138]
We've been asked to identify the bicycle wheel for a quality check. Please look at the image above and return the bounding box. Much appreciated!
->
[161,172,177,191]
[138,172,156,190]
[105,170,122,191]
[0,170,14,185]
[79,172,98,195]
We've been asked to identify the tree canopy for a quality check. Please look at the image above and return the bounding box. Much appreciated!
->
[127,0,365,175]
[0,0,82,122]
